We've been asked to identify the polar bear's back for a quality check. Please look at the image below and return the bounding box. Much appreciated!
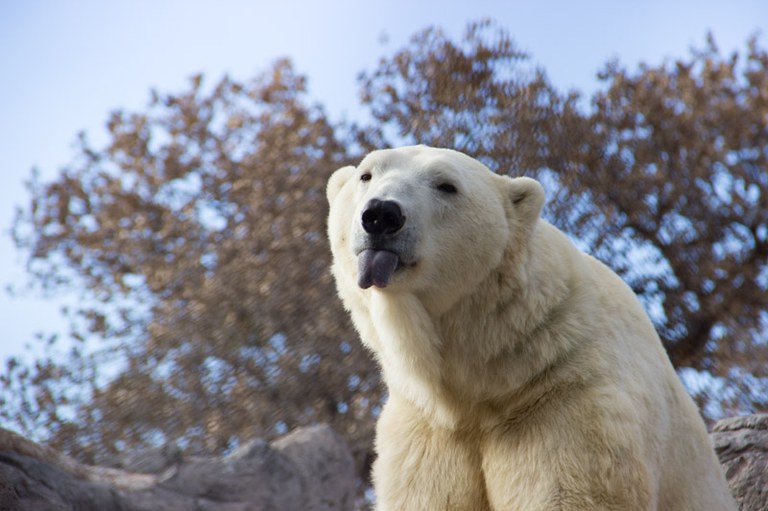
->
[578,251,734,510]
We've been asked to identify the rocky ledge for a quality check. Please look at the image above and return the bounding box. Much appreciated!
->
[711,414,768,511]
[0,424,356,511]
[1,414,766,510]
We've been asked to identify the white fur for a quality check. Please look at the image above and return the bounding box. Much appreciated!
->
[327,145,736,510]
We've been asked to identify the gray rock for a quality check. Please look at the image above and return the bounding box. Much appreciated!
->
[273,425,357,511]
[0,451,120,511]
[105,442,183,474]
[712,414,768,511]
[159,437,305,509]
[0,424,355,511]
[2,416,763,511]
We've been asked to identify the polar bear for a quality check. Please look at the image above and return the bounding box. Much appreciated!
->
[326,145,736,510]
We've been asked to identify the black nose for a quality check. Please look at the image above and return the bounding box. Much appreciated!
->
[361,199,405,235]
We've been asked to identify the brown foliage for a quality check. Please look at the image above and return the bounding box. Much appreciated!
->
[7,60,379,470]
[362,23,768,418]
[578,37,768,415]
[581,37,768,378]
[2,21,767,487]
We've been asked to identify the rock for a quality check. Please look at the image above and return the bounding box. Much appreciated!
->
[157,437,305,509]
[273,425,357,511]
[0,424,355,511]
[712,414,768,511]
[1,416,765,510]
[103,442,183,474]
[0,450,121,511]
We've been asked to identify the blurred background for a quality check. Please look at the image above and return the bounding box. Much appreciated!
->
[1,0,766,498]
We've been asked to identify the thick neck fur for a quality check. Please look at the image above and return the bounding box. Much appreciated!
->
[360,220,593,429]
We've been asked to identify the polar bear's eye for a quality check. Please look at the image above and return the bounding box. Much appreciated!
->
[436,182,458,194]
[360,173,372,182]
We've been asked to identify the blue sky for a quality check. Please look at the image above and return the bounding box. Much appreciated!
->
[0,1,765,367]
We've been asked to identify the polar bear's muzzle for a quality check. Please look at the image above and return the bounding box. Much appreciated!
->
[355,199,413,289]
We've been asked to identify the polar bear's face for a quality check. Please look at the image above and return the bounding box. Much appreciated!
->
[327,146,544,308]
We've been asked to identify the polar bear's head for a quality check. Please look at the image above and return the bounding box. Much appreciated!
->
[327,145,544,310]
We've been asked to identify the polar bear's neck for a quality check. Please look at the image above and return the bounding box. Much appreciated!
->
[445,221,590,404]
[367,220,588,427]
[369,291,463,427]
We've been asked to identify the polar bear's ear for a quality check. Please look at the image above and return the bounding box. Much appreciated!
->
[326,165,355,204]
[504,176,545,227]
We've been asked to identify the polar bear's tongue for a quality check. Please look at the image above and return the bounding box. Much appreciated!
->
[357,249,399,289]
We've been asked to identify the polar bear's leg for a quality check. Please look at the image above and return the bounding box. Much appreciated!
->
[480,420,653,511]
[372,396,490,510]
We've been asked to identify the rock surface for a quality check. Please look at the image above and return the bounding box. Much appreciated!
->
[1,416,766,510]
[0,424,355,511]
[712,414,768,511]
